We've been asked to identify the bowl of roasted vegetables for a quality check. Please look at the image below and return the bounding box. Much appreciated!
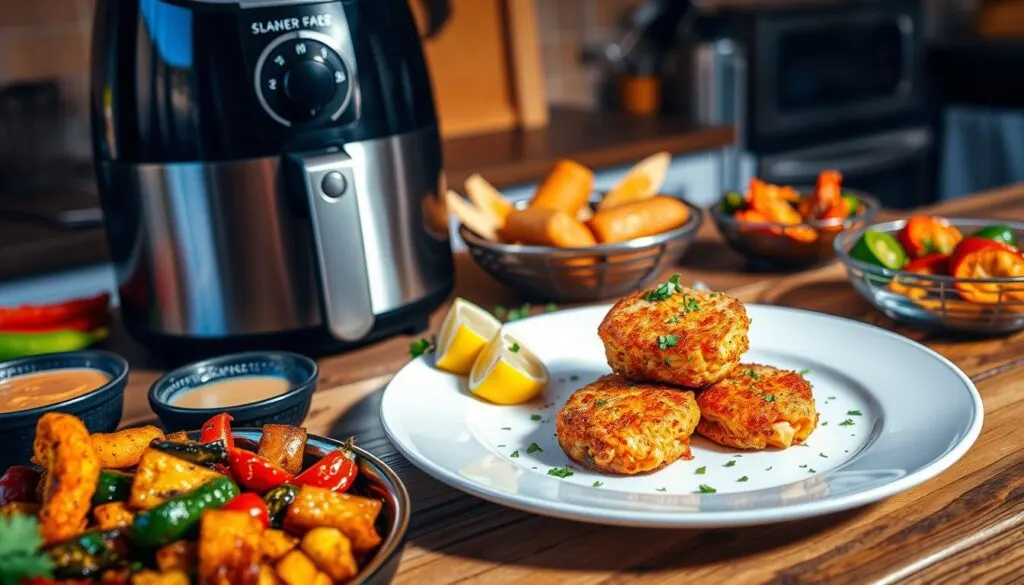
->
[0,412,409,585]
[450,154,703,302]
[712,171,879,269]
[836,216,1024,334]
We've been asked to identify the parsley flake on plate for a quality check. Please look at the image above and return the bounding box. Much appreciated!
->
[745,369,760,380]
[530,414,542,421]
[765,466,773,471]
[847,410,863,416]
[645,273,683,302]
[592,481,603,488]
[839,418,855,427]
[808,468,817,473]
[799,464,808,468]
[819,453,829,458]
[737,476,749,483]
[656,487,667,492]
[723,460,736,468]
[510,450,520,458]
[695,466,706,475]
[657,334,679,350]
[683,295,701,312]
[526,443,543,454]
[408,337,434,358]
[508,342,521,353]
[821,421,828,426]
[697,484,717,494]
[799,369,811,377]
[547,466,574,478]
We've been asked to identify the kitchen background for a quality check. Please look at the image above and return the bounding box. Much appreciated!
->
[0,0,1022,301]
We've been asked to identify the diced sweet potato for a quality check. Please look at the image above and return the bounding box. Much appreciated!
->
[91,426,165,469]
[130,449,222,509]
[156,541,196,573]
[283,486,382,552]
[257,425,307,475]
[258,565,282,585]
[130,570,190,585]
[275,551,332,585]
[93,502,134,530]
[260,529,299,562]
[199,509,263,585]
[300,527,358,582]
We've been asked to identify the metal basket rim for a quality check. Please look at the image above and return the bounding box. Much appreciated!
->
[710,188,880,230]
[835,217,1024,285]
[459,200,704,256]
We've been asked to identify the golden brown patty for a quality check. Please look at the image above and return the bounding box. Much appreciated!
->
[556,374,701,475]
[598,285,750,388]
[696,363,817,450]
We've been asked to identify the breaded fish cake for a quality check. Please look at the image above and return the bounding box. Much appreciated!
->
[696,363,817,450]
[598,282,750,388]
[556,374,700,475]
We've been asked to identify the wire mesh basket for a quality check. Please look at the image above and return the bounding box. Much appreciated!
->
[460,201,703,302]
[835,218,1024,334]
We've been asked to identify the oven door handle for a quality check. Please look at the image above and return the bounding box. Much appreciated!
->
[767,142,924,180]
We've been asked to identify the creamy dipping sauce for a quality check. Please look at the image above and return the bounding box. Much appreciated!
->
[0,368,111,413]
[171,376,292,409]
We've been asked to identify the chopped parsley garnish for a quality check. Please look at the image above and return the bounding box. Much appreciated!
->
[765,466,773,471]
[733,454,743,458]
[0,515,53,582]
[530,414,542,421]
[510,450,520,458]
[665,315,681,324]
[408,337,434,358]
[527,442,543,454]
[547,466,574,478]
[501,427,511,430]
[594,399,608,407]
[821,421,828,426]
[497,444,506,448]
[506,303,533,322]
[545,303,559,312]
[592,481,603,488]
[808,468,817,473]
[799,464,808,468]
[683,295,701,312]
[799,369,811,377]
[656,487,667,492]
[697,484,717,494]
[839,418,855,427]
[847,410,863,416]
[819,453,828,458]
[508,342,521,353]
[744,369,760,380]
[828,395,837,400]
[723,460,736,468]
[657,334,679,350]
[695,466,706,475]
[763,394,776,403]
[570,375,579,381]
[737,476,749,482]
[645,273,683,302]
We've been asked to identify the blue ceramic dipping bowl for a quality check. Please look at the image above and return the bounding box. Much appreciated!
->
[0,350,128,470]
[149,351,318,432]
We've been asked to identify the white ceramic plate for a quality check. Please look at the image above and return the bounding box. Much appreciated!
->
[380,305,983,527]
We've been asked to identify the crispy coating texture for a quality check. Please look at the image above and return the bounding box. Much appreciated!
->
[598,286,750,388]
[556,374,701,475]
[32,412,101,544]
[696,363,818,450]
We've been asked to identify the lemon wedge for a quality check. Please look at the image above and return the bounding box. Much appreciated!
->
[469,330,548,405]
[435,298,502,375]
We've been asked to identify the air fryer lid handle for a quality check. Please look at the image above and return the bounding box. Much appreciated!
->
[291,150,375,341]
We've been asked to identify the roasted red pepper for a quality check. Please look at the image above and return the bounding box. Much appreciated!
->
[290,440,358,493]
[227,449,293,493]
[222,492,270,529]
[199,413,235,450]
[951,237,1024,304]
[0,465,41,506]
[0,293,110,329]
[899,216,963,258]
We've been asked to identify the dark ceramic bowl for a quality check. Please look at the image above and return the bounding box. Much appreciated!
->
[0,350,128,469]
[711,189,880,269]
[194,428,409,585]
[149,351,317,432]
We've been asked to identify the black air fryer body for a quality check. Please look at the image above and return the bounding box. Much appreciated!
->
[91,0,454,358]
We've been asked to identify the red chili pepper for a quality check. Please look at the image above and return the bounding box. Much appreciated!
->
[227,449,293,493]
[290,440,358,493]
[0,293,110,328]
[222,492,270,529]
[199,413,235,450]
[905,253,951,275]
[0,465,41,506]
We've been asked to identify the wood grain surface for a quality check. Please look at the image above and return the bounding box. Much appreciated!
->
[113,183,1024,584]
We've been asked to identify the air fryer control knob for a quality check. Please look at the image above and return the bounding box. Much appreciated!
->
[283,60,337,116]
[256,33,354,127]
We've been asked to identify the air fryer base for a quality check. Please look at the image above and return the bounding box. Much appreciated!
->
[124,284,452,367]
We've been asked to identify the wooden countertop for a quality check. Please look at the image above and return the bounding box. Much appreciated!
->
[0,108,732,281]
[102,183,1024,583]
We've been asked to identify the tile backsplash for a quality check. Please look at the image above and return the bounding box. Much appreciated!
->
[0,0,94,82]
